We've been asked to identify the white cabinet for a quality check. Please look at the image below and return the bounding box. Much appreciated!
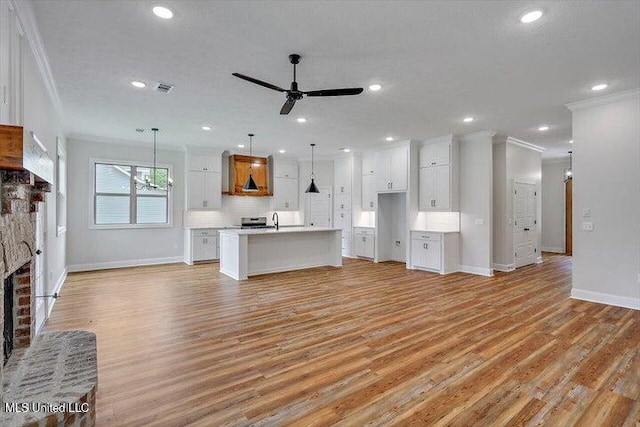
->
[375,146,408,192]
[410,231,459,274]
[273,176,298,211]
[419,165,450,210]
[187,170,221,210]
[362,174,376,211]
[185,229,220,264]
[274,161,298,179]
[334,156,353,194]
[354,227,375,259]
[188,153,220,172]
[420,141,450,167]
[362,153,376,176]
[418,138,458,212]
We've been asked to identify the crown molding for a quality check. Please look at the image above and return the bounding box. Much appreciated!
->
[10,0,65,125]
[506,136,544,153]
[565,88,640,112]
[67,132,185,151]
[457,130,498,143]
[542,157,570,165]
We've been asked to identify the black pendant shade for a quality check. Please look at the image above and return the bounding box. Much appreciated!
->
[305,178,319,194]
[243,133,259,192]
[305,143,320,193]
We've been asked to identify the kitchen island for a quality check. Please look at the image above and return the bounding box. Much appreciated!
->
[219,227,342,280]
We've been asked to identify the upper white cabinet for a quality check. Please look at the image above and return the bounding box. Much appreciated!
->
[420,142,450,167]
[362,174,376,211]
[186,151,222,210]
[187,170,221,210]
[375,145,408,192]
[418,138,458,212]
[274,161,298,179]
[188,153,220,172]
[334,156,353,194]
[272,160,299,211]
[362,153,376,176]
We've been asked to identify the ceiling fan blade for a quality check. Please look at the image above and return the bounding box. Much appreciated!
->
[280,97,296,115]
[232,73,286,92]
[304,88,364,97]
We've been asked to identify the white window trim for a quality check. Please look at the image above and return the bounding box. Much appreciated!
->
[56,137,67,236]
[89,157,174,230]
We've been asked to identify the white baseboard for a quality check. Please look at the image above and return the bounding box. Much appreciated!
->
[458,265,494,277]
[571,288,640,310]
[492,263,515,272]
[537,256,543,264]
[68,256,184,272]
[541,247,565,254]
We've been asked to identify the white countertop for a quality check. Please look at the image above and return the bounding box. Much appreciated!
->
[411,229,460,234]
[219,226,341,236]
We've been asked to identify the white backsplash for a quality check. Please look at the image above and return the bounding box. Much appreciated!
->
[183,196,302,228]
[415,212,460,232]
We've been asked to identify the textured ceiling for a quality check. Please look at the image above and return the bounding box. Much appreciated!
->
[31,0,640,159]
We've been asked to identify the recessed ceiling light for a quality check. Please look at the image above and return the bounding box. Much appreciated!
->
[131,81,146,88]
[385,136,394,142]
[520,10,543,24]
[591,83,608,91]
[463,117,474,123]
[538,125,550,131]
[201,125,212,131]
[369,84,382,91]
[152,6,173,19]
[297,117,307,123]
[569,139,574,144]
[279,149,286,154]
[340,148,351,152]
[237,144,245,148]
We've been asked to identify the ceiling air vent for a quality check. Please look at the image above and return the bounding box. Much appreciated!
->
[155,82,174,93]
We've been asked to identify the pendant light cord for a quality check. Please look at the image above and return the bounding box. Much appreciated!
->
[248,133,254,172]
[311,143,315,178]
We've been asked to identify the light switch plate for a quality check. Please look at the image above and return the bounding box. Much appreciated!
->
[582,208,591,218]
[582,222,594,231]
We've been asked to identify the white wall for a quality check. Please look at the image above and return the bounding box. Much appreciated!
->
[568,89,640,309]
[493,138,542,269]
[13,8,68,321]
[458,131,494,276]
[67,138,186,270]
[541,159,570,253]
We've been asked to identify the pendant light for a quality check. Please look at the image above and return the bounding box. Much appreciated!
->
[564,150,573,181]
[243,133,259,192]
[137,128,173,191]
[305,143,320,193]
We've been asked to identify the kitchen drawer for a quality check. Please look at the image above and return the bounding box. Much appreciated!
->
[192,229,218,237]
[354,227,374,236]
[411,231,442,241]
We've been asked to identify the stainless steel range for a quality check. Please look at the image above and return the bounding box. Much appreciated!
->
[240,217,275,229]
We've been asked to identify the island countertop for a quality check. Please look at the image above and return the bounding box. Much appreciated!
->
[219,226,341,236]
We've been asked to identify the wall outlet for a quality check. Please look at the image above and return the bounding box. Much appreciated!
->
[582,222,594,231]
[395,240,401,246]
[475,219,485,226]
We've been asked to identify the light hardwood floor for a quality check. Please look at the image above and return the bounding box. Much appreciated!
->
[44,254,639,426]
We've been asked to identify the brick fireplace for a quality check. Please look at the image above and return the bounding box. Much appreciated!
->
[0,169,48,387]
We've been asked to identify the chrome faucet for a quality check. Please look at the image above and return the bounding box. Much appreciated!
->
[272,212,279,230]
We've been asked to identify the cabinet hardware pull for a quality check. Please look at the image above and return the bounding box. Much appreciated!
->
[524,228,530,231]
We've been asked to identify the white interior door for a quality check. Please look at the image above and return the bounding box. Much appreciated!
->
[306,186,332,227]
[35,203,47,333]
[514,182,537,268]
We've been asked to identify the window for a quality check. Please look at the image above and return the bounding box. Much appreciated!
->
[56,138,67,235]
[92,159,172,228]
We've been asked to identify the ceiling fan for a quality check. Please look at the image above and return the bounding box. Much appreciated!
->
[232,54,364,115]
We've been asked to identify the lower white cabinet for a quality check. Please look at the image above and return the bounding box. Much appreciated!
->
[354,227,375,259]
[184,228,221,264]
[410,231,459,274]
[341,231,352,257]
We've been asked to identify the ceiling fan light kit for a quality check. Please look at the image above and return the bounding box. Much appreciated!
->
[233,54,364,115]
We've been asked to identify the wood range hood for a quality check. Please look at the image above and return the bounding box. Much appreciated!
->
[0,124,54,184]
[226,154,271,196]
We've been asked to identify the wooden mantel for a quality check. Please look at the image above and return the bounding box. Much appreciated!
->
[0,124,54,184]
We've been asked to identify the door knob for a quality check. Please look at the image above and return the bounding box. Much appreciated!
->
[524,228,530,231]
[36,249,42,255]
